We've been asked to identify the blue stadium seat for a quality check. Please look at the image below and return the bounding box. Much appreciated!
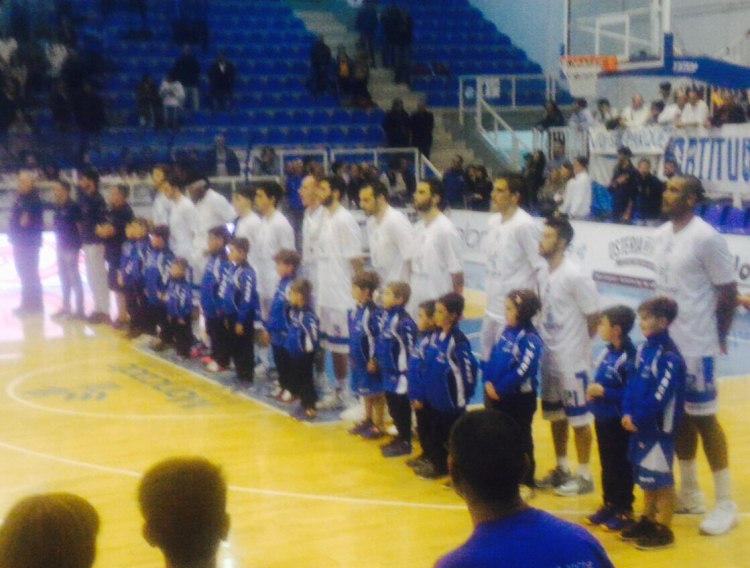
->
[702,204,729,228]
[722,207,749,234]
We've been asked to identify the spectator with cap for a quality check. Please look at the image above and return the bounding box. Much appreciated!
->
[608,146,639,223]
[594,98,620,130]
[568,98,595,131]
[434,409,614,568]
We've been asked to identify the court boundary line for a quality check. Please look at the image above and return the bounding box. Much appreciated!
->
[5,361,276,420]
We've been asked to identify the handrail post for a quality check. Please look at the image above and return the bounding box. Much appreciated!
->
[459,77,465,125]
[511,76,517,109]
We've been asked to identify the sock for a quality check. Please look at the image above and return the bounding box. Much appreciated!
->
[578,463,591,480]
[679,459,700,494]
[557,456,571,471]
[713,468,732,504]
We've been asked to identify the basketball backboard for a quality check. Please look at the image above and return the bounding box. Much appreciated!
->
[564,0,669,71]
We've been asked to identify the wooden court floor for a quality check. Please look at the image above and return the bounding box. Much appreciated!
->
[1,301,749,567]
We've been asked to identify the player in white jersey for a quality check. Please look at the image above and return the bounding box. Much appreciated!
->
[186,176,236,283]
[359,179,413,286]
[151,164,173,226]
[164,176,197,261]
[231,185,262,272]
[409,178,464,316]
[254,181,296,318]
[317,176,365,404]
[536,215,600,496]
[480,173,544,362]
[653,175,739,535]
[300,175,325,287]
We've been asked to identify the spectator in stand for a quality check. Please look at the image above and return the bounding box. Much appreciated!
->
[392,6,413,85]
[345,163,366,205]
[350,47,374,108]
[45,35,69,85]
[662,157,680,181]
[681,88,710,128]
[658,90,687,126]
[381,97,411,148]
[356,0,379,68]
[711,91,747,126]
[646,100,665,125]
[159,70,185,131]
[568,98,595,131]
[136,73,162,129]
[608,146,639,223]
[75,82,106,134]
[0,493,100,568]
[465,165,492,211]
[659,81,672,105]
[635,158,665,224]
[594,98,620,129]
[443,154,467,209]
[536,100,565,130]
[335,45,354,97]
[544,139,567,177]
[410,99,434,159]
[619,94,649,128]
[538,167,565,216]
[58,16,78,48]
[380,158,408,206]
[174,44,201,112]
[9,172,44,316]
[523,150,546,210]
[252,146,280,176]
[205,134,239,177]
[310,34,332,96]
[208,50,235,112]
[380,2,401,69]
[559,156,592,220]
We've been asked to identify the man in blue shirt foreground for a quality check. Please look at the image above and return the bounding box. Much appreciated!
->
[435,409,614,568]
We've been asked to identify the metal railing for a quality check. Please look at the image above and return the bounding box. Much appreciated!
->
[533,127,590,163]
[459,74,560,125]
[475,98,533,170]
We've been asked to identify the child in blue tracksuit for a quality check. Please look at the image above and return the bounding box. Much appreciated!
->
[285,278,321,420]
[201,225,231,371]
[407,300,437,471]
[264,249,301,402]
[621,296,686,551]
[143,225,174,340]
[584,305,637,531]
[411,292,478,479]
[375,281,417,458]
[218,237,260,389]
[483,289,543,489]
[162,257,194,358]
[348,271,385,439]
[119,218,150,338]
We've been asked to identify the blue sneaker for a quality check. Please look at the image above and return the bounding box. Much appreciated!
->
[602,510,636,532]
[584,505,615,526]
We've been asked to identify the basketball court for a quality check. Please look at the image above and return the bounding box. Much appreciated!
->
[1,237,749,567]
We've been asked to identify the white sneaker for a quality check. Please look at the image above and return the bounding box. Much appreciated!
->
[280,389,294,403]
[339,399,365,421]
[676,490,707,515]
[317,391,345,410]
[385,424,399,436]
[553,475,594,496]
[700,501,739,535]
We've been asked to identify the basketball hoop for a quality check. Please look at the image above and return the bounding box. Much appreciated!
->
[560,55,618,98]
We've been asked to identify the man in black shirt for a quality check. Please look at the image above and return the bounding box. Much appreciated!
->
[78,169,111,324]
[636,158,665,224]
[410,99,434,159]
[174,44,201,112]
[608,146,639,223]
[207,51,235,112]
[9,172,44,316]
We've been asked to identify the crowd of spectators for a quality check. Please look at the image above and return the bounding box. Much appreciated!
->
[538,82,750,133]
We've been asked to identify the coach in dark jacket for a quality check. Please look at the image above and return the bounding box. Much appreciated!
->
[9,172,45,315]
